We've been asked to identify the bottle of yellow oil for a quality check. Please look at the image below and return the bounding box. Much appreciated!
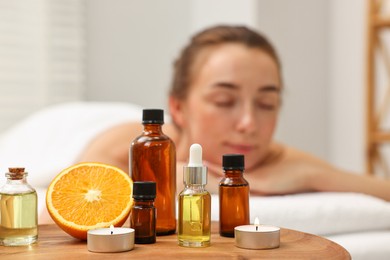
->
[0,168,38,246]
[178,144,211,247]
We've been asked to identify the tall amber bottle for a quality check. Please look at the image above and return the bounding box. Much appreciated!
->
[219,154,249,237]
[130,109,176,235]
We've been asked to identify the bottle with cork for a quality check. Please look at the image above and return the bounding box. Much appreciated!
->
[219,154,250,237]
[130,109,176,235]
[0,167,38,246]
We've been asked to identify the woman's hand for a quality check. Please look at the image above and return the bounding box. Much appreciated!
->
[203,145,332,196]
[204,157,316,196]
[244,161,318,196]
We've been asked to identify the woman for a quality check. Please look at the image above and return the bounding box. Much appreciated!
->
[79,25,390,201]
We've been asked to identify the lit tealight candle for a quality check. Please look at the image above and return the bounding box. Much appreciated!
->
[87,225,135,253]
[234,217,280,250]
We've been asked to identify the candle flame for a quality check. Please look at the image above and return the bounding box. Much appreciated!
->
[110,224,114,235]
[254,217,260,231]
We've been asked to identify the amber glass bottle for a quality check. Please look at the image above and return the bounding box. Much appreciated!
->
[130,181,156,244]
[219,154,249,237]
[130,109,176,235]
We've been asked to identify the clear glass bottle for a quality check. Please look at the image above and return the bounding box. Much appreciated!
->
[219,154,250,237]
[130,109,176,235]
[0,168,38,246]
[130,181,156,244]
[178,144,211,247]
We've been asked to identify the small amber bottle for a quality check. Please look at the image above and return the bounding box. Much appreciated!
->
[219,154,250,237]
[130,109,176,235]
[0,168,38,246]
[130,181,156,244]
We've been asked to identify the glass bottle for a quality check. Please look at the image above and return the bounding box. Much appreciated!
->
[219,154,250,237]
[178,143,211,247]
[0,168,38,246]
[130,181,156,244]
[130,109,176,235]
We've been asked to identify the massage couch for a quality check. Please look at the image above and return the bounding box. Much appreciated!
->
[1,102,390,259]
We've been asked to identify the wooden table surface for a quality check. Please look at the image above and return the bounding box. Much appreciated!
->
[1,222,350,259]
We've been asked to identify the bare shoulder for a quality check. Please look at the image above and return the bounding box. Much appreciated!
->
[265,142,332,168]
[91,122,143,145]
[78,122,180,172]
[84,122,179,153]
[78,122,143,171]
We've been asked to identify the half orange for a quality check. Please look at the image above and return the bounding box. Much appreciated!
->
[46,162,133,240]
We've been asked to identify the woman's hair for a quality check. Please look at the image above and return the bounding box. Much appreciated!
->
[169,25,282,100]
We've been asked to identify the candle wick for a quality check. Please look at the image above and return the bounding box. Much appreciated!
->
[110,224,114,235]
[256,225,258,231]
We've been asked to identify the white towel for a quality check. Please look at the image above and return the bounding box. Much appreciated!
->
[211,192,390,235]
[0,101,143,188]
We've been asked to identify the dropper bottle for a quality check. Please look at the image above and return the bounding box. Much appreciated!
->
[178,144,211,247]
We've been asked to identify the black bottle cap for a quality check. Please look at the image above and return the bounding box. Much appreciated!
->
[142,109,164,124]
[133,181,156,199]
[222,154,245,170]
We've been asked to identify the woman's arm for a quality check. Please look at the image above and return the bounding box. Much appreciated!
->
[308,167,390,201]
[79,125,390,201]
[204,144,390,201]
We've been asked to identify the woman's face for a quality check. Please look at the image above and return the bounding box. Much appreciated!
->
[175,43,281,169]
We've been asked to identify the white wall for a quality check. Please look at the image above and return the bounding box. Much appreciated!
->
[0,0,86,132]
[254,0,329,160]
[188,0,259,33]
[85,0,367,172]
[328,0,366,173]
[86,0,191,110]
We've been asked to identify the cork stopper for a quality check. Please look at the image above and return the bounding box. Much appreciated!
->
[6,167,27,180]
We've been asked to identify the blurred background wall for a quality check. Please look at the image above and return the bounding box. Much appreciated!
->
[0,0,366,173]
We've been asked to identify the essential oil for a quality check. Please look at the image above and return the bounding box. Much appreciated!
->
[130,109,176,235]
[178,144,211,247]
[0,168,38,246]
[130,181,156,244]
[219,154,250,237]
[178,191,211,247]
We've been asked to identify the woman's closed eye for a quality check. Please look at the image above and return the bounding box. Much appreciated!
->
[256,97,280,111]
[214,99,235,107]
[257,102,277,110]
[206,93,236,108]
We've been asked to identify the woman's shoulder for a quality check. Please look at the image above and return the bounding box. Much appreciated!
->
[103,122,143,138]
[78,122,179,170]
[267,142,328,164]
[82,122,179,152]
